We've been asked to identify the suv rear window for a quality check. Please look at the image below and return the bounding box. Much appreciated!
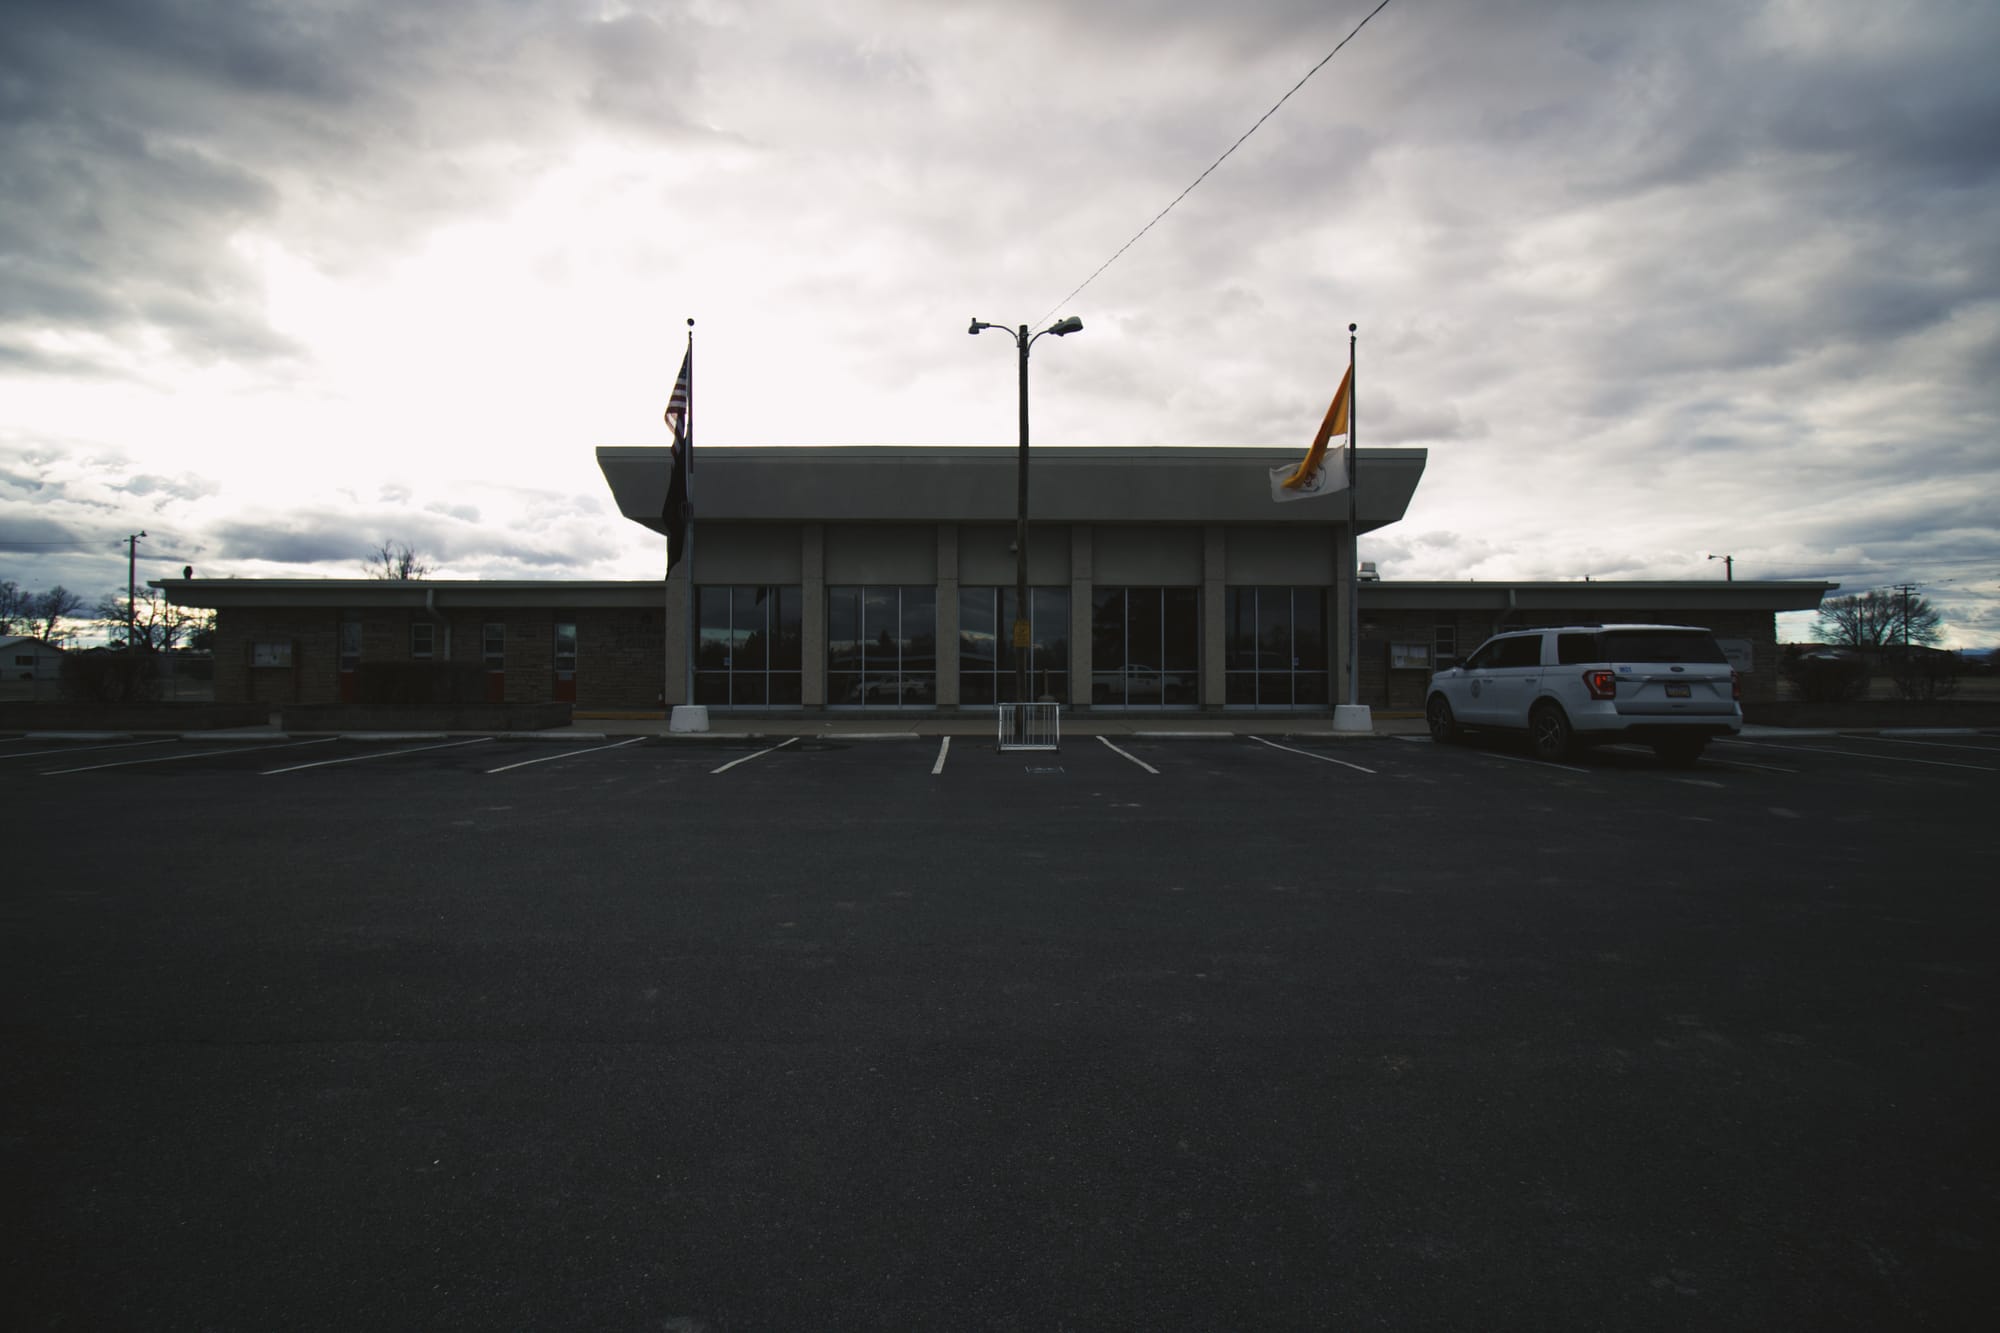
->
[1595,630,1727,664]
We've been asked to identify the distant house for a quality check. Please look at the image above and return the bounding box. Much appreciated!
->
[1,635,64,681]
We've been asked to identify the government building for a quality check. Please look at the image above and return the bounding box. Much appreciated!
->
[161,446,1831,715]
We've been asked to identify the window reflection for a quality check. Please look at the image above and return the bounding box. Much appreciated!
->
[958,586,1069,705]
[1223,587,1329,708]
[827,586,935,707]
[694,586,802,707]
[1090,587,1199,707]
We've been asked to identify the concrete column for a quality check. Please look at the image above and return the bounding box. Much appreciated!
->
[1202,525,1227,710]
[802,524,826,707]
[1069,525,1093,707]
[936,525,960,707]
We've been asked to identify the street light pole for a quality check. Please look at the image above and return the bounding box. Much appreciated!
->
[970,314,1082,705]
[1708,553,1733,581]
[127,530,147,649]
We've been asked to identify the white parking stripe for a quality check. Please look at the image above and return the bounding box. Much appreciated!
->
[1,738,175,763]
[1861,735,2000,754]
[711,736,798,774]
[1722,738,1996,772]
[931,736,951,775]
[486,737,645,773]
[43,737,336,775]
[1097,735,1160,774]
[1471,749,1589,775]
[264,737,494,774]
[1707,759,1799,774]
[1249,735,1377,774]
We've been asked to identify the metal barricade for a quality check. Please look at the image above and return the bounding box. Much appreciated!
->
[996,701,1061,752]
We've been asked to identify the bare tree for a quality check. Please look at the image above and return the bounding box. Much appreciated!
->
[1813,590,1942,650]
[32,585,85,646]
[364,541,435,580]
[94,588,212,652]
[0,579,33,635]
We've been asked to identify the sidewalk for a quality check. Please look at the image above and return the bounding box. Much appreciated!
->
[566,710,1435,740]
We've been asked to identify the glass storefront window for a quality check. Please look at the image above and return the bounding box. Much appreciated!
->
[1091,587,1199,707]
[695,586,803,707]
[1224,587,1328,707]
[959,586,1069,705]
[827,585,935,707]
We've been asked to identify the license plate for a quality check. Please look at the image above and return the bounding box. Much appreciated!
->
[1666,683,1691,698]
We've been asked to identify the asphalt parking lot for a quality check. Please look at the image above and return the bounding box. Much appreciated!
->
[4,727,1996,1331]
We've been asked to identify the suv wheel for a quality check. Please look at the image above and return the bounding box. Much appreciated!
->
[1654,736,1707,768]
[1426,695,1460,744]
[1529,702,1573,762]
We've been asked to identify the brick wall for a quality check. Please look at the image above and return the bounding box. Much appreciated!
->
[578,608,666,709]
[504,611,554,705]
[213,604,664,708]
[215,608,341,706]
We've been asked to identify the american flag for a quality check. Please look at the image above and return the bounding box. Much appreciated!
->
[662,342,692,570]
[663,347,692,443]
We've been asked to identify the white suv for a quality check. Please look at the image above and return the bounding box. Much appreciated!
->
[1424,624,1741,765]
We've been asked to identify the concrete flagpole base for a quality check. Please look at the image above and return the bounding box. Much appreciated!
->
[669,705,710,733]
[1332,704,1373,733]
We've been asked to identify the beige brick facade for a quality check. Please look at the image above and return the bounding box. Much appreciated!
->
[213,599,670,711]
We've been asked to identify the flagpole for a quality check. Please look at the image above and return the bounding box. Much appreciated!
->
[682,318,696,711]
[1345,322,1359,708]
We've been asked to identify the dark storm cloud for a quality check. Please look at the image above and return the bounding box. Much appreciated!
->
[210,496,625,574]
[0,518,90,555]
[0,0,710,376]
[120,473,222,503]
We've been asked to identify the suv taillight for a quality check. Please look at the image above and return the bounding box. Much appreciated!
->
[1731,669,1741,701]
[1584,669,1617,700]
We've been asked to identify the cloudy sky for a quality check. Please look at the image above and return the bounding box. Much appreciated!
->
[4,0,1996,644]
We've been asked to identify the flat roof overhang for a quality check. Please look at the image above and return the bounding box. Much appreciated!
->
[1359,580,1839,614]
[596,444,1428,533]
[156,579,666,611]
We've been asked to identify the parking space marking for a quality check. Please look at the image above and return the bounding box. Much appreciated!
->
[1249,736,1377,774]
[1469,748,1589,775]
[711,736,798,774]
[1096,735,1160,774]
[1862,735,2000,754]
[932,736,951,775]
[265,737,495,775]
[1722,739,1996,772]
[43,737,337,775]
[1708,758,1799,774]
[486,737,645,773]
[1,738,175,764]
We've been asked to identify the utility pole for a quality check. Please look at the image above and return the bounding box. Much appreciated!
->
[1890,582,1917,655]
[127,530,147,650]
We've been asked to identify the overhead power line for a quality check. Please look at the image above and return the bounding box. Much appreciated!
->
[1037,0,1400,325]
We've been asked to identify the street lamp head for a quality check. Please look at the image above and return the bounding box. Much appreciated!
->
[969,317,982,335]
[1046,316,1083,336]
